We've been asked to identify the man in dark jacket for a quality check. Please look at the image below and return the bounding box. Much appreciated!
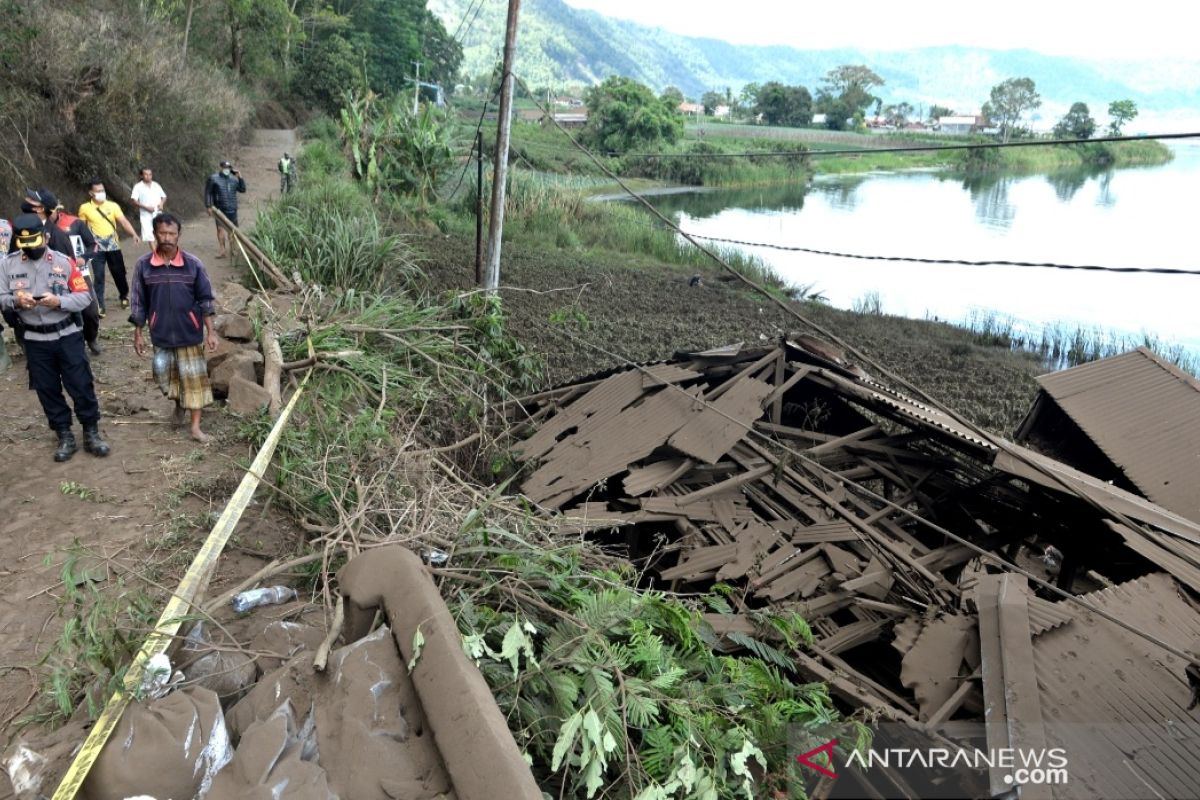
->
[203,159,246,260]
[0,214,111,461]
[129,213,218,443]
[8,190,102,355]
[31,190,103,355]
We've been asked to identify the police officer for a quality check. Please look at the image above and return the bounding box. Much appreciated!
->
[18,189,103,355]
[0,214,111,461]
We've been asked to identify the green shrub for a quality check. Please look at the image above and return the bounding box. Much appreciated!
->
[299,139,347,181]
[302,114,343,145]
[252,177,424,292]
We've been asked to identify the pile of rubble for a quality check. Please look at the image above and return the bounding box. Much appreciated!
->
[511,336,1200,798]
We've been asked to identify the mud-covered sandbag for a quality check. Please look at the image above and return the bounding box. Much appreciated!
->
[226,654,317,745]
[208,702,334,800]
[82,687,231,800]
[251,620,326,676]
[228,626,455,799]
[316,626,453,799]
[182,622,258,707]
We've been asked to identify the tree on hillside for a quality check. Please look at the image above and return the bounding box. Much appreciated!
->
[583,76,682,153]
[754,82,813,127]
[701,90,725,115]
[981,77,1040,143]
[1054,102,1096,139]
[1107,99,1138,136]
[928,104,953,122]
[660,86,685,107]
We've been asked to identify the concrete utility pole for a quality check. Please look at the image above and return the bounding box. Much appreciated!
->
[412,61,421,114]
[482,0,521,293]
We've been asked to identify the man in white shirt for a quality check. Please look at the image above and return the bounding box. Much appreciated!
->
[130,167,167,250]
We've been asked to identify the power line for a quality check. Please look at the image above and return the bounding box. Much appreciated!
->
[440,83,501,202]
[666,230,1200,277]
[626,130,1200,159]
[451,0,485,42]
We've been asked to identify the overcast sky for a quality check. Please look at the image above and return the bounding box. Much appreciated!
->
[562,0,1188,61]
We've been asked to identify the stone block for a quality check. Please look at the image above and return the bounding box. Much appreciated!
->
[217,281,253,315]
[211,350,263,397]
[215,314,255,342]
[227,375,271,416]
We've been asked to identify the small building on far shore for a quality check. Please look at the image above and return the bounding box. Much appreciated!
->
[935,115,984,134]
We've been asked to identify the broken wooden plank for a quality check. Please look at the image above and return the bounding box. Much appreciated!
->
[704,348,780,401]
[521,384,705,507]
[668,378,774,464]
[622,458,694,496]
[899,614,976,721]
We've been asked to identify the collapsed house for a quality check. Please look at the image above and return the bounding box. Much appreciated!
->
[510,336,1200,799]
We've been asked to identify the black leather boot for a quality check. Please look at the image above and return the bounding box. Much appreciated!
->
[83,425,111,457]
[54,429,77,462]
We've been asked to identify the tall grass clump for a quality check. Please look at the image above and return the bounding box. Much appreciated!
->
[252,177,424,292]
[959,310,1199,375]
[299,138,347,181]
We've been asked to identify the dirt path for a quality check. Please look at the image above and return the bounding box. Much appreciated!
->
[0,130,296,760]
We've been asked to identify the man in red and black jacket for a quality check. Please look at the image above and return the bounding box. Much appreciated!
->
[129,212,219,443]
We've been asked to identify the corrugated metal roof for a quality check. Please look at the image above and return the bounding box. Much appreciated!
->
[1035,348,1200,522]
[1031,573,1200,799]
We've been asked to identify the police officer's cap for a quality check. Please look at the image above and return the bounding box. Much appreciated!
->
[12,213,45,248]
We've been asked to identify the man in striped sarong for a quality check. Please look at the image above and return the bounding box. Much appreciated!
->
[129,213,218,443]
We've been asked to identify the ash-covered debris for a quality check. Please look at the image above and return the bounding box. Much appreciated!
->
[510,335,1200,799]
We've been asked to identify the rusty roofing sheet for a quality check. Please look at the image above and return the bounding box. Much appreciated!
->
[1034,348,1200,522]
[1031,573,1200,800]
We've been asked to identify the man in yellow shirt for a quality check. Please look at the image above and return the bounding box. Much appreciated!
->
[78,177,138,316]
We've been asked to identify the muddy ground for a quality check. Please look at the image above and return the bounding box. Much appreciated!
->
[0,131,303,781]
[418,231,1043,434]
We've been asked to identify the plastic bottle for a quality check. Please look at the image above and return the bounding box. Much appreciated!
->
[231,585,298,613]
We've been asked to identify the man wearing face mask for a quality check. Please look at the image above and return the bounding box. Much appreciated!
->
[16,189,103,355]
[77,178,138,318]
[0,214,111,462]
[204,159,246,259]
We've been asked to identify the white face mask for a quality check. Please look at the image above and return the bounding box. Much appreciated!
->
[222,168,232,177]
[93,191,107,203]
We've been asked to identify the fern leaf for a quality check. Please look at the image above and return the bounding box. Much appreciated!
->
[725,632,794,671]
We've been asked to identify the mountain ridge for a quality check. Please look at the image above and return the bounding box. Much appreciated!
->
[430,0,1200,125]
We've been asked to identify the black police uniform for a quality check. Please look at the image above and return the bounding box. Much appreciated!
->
[0,215,110,461]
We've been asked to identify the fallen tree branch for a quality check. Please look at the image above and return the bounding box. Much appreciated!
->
[312,595,344,672]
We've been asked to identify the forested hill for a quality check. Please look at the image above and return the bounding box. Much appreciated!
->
[431,0,1200,119]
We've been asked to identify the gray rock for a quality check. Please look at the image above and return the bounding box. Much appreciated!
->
[227,375,272,416]
[211,350,264,397]
[215,314,256,342]
[217,281,254,315]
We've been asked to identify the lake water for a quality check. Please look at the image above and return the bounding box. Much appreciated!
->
[648,142,1200,355]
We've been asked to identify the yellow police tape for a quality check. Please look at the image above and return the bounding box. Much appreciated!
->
[52,363,312,800]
